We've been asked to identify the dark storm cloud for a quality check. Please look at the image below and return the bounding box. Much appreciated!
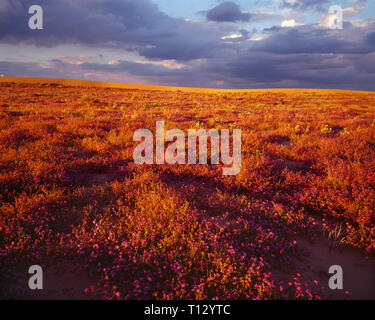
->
[57,21,375,90]
[80,60,188,77]
[1,0,375,90]
[205,1,251,22]
[253,24,375,54]
[202,24,375,90]
[201,49,375,90]
[50,58,209,87]
[0,61,66,78]
[0,0,225,61]
[366,31,375,46]
[2,35,375,90]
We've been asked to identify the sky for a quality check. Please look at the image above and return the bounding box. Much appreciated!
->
[0,0,375,90]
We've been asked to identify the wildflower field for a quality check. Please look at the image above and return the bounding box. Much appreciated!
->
[0,78,374,299]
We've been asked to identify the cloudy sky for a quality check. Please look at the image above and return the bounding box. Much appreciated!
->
[0,0,375,90]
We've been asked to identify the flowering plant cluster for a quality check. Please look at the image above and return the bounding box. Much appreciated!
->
[0,82,374,299]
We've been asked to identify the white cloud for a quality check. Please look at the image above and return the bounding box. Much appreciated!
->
[108,60,119,65]
[281,19,299,27]
[249,35,264,41]
[134,59,185,70]
[55,55,88,65]
[221,34,243,40]
[318,13,339,29]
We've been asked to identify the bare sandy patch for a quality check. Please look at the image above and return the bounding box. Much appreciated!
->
[273,236,375,299]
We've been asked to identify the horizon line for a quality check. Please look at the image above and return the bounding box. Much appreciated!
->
[1,76,374,94]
